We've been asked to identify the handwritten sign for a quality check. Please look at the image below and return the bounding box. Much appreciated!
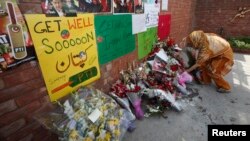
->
[144,3,160,28]
[138,27,157,59]
[95,15,135,64]
[25,14,100,101]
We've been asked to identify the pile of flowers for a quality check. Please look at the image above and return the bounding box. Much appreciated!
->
[110,37,195,117]
[35,37,198,141]
[36,87,134,141]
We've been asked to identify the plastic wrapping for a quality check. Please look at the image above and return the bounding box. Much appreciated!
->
[142,88,183,112]
[126,92,144,120]
[177,71,193,88]
[35,87,133,141]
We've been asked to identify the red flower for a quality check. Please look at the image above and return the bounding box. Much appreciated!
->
[167,38,175,47]
[110,82,128,98]
[170,65,179,71]
[147,47,161,59]
[164,81,174,93]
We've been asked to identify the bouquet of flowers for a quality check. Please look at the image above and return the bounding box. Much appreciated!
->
[35,87,133,141]
[126,83,144,120]
[177,71,193,88]
[141,88,183,112]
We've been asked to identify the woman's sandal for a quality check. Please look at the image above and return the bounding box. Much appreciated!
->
[217,88,231,93]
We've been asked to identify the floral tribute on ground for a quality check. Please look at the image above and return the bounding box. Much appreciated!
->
[34,37,199,141]
[35,87,135,141]
[110,37,198,118]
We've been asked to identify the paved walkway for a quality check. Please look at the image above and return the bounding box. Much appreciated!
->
[123,53,250,141]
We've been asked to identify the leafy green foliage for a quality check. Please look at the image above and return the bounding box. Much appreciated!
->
[228,37,250,49]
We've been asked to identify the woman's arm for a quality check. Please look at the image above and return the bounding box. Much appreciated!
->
[186,63,200,73]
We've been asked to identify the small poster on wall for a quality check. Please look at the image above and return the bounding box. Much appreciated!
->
[158,14,171,40]
[0,0,35,73]
[161,0,168,11]
[134,0,144,14]
[147,0,157,4]
[113,0,134,14]
[41,0,111,15]
[25,14,101,101]
[144,3,160,28]
[132,14,146,34]
[138,27,157,59]
[95,14,135,64]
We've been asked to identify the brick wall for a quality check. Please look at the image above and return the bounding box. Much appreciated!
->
[194,0,250,38]
[168,0,197,43]
[0,61,58,141]
[0,0,196,140]
[95,0,198,92]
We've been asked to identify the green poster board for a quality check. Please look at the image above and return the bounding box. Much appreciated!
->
[95,15,135,65]
[138,27,158,59]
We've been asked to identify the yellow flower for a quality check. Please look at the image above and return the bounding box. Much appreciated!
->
[113,118,119,125]
[84,137,93,141]
[105,132,111,141]
[69,130,82,141]
[114,129,120,136]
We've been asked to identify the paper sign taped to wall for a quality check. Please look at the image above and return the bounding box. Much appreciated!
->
[95,14,135,64]
[158,14,171,40]
[144,3,160,28]
[138,27,157,59]
[25,14,100,101]
[132,14,146,34]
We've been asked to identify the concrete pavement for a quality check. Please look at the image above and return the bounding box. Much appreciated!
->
[123,53,250,141]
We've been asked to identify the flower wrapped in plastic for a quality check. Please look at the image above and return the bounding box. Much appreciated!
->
[172,71,193,96]
[35,87,133,141]
[177,71,193,88]
[166,36,175,47]
[108,92,136,132]
[126,83,144,120]
[141,88,183,112]
[110,80,128,98]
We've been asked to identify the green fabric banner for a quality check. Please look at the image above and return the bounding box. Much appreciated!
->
[95,15,135,65]
[138,27,158,59]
